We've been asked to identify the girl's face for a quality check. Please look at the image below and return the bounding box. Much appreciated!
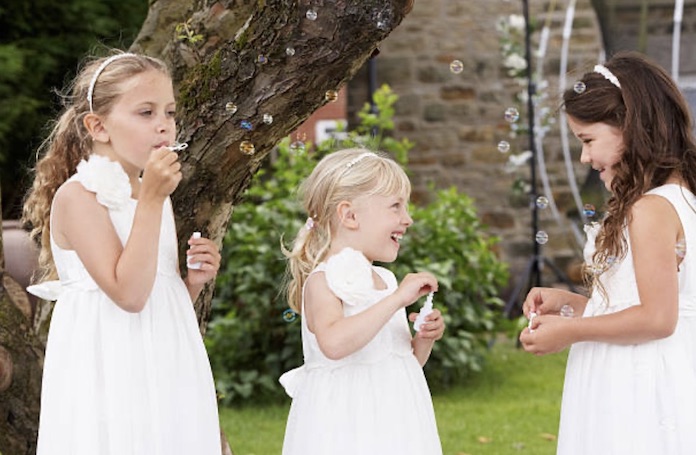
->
[567,116,624,191]
[99,69,177,174]
[351,191,413,263]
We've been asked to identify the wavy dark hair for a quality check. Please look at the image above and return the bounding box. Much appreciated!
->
[563,51,696,283]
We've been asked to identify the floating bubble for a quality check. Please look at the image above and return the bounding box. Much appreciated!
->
[285,47,296,57]
[282,308,298,323]
[497,140,511,154]
[225,102,238,114]
[535,230,549,245]
[290,141,306,154]
[560,304,575,318]
[325,90,339,102]
[536,196,549,209]
[257,54,268,64]
[240,120,253,131]
[573,81,586,94]
[583,203,596,218]
[239,141,255,155]
[676,238,687,258]
[262,114,273,125]
[504,107,520,123]
[605,256,617,266]
[449,59,464,74]
[306,9,318,20]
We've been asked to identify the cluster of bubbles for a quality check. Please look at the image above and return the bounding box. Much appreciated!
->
[215,5,359,157]
[532,201,600,248]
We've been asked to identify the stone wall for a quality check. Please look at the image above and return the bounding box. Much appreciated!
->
[348,0,605,296]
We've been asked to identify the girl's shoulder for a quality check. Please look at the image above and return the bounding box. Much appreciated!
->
[322,247,376,305]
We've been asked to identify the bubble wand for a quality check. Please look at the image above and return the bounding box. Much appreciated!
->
[414,292,435,332]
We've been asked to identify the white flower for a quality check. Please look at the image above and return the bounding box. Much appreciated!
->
[76,155,131,210]
[508,14,526,31]
[504,53,527,72]
[507,150,532,167]
[324,247,374,305]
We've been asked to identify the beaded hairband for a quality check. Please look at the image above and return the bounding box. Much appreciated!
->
[593,64,621,89]
[345,152,379,169]
[87,53,137,113]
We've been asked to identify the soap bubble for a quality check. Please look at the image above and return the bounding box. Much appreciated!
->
[535,231,549,245]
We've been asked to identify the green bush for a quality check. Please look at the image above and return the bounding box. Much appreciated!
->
[392,187,508,387]
[205,86,508,404]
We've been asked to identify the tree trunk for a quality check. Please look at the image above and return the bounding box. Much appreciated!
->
[0,197,51,454]
[131,0,413,330]
[0,0,412,452]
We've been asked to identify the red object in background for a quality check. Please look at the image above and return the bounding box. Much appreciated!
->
[291,87,347,146]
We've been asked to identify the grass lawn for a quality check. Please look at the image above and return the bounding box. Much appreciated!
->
[220,336,568,455]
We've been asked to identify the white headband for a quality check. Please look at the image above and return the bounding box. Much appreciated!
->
[87,53,137,113]
[594,64,621,89]
[345,152,379,169]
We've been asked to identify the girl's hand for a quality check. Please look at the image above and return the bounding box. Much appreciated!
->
[185,234,221,285]
[394,272,438,308]
[140,147,182,200]
[409,309,445,341]
[519,314,575,355]
[523,287,578,317]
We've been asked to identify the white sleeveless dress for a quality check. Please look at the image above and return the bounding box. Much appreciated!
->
[557,184,696,454]
[279,247,442,455]
[32,155,221,455]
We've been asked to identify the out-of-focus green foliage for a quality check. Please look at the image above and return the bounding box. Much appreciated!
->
[0,0,147,217]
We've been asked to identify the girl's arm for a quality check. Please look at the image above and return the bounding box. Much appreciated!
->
[409,309,445,366]
[521,195,681,354]
[305,271,437,360]
[52,149,181,313]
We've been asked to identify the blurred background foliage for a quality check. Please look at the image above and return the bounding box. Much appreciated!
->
[0,0,147,218]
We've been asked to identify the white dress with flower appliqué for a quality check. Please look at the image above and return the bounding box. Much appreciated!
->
[280,247,442,455]
[557,184,696,455]
[33,155,221,455]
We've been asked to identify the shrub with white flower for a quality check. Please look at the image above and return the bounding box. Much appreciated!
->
[497,13,556,202]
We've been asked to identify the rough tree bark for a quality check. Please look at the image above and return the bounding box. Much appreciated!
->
[0,0,413,453]
[131,0,413,329]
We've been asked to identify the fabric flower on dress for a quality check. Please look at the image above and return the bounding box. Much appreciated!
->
[324,247,374,305]
[75,154,131,210]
